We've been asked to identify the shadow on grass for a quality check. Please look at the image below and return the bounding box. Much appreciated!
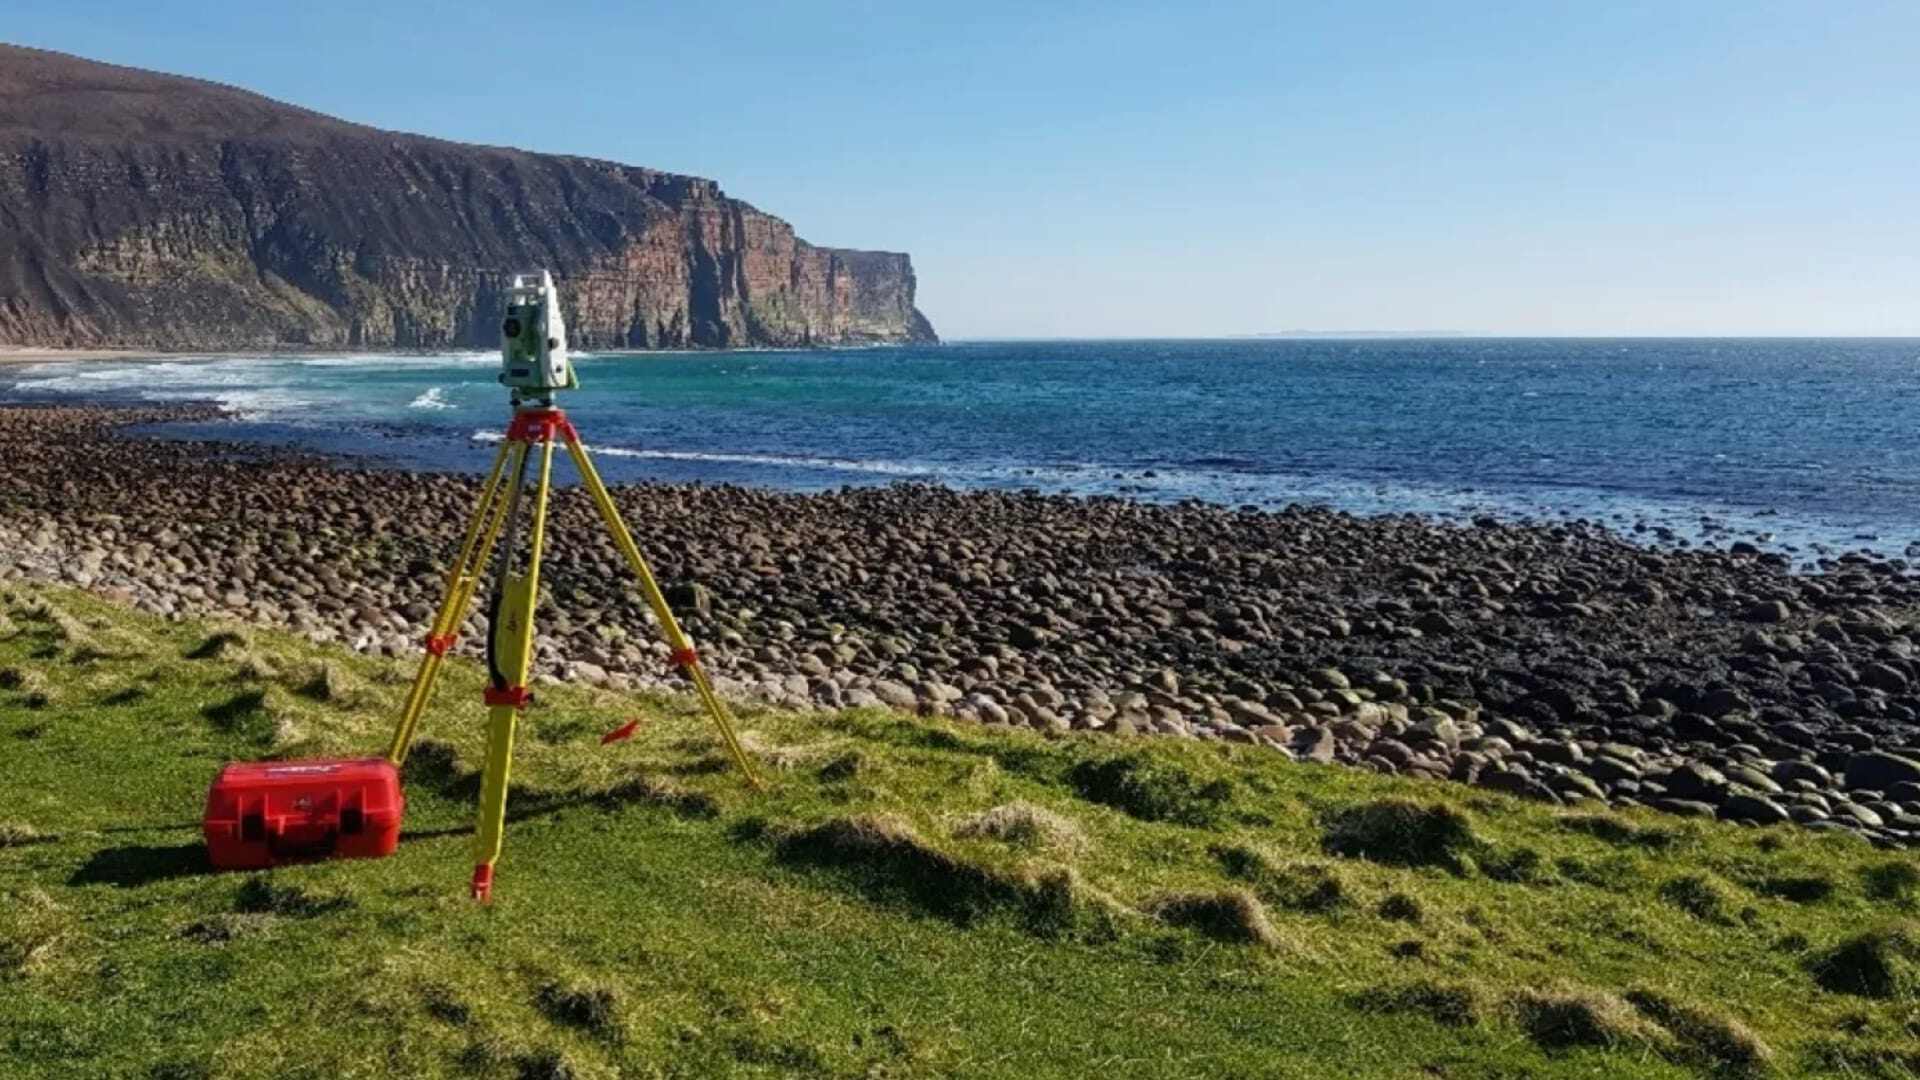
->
[400,779,704,843]
[400,739,718,844]
[94,821,201,835]
[69,841,215,887]
[399,799,576,843]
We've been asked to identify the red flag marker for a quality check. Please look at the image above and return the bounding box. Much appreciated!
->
[600,719,640,745]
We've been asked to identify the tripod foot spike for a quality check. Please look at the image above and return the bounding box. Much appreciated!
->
[470,863,495,903]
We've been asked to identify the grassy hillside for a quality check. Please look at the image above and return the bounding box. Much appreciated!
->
[5,584,1920,1078]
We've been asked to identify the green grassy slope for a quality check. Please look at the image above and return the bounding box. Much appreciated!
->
[5,583,1920,1078]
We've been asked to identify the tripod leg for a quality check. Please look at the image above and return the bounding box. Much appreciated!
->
[386,439,520,766]
[560,430,762,789]
[471,435,557,901]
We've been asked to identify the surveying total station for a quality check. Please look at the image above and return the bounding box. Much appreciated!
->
[203,270,761,900]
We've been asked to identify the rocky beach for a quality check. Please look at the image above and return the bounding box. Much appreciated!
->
[7,403,1920,843]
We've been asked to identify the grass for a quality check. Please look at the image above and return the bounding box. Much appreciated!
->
[4,583,1920,1076]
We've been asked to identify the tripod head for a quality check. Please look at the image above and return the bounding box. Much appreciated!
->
[500,270,577,404]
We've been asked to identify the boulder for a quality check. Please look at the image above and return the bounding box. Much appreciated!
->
[1771,759,1834,788]
[1845,751,1920,791]
[1658,762,1728,801]
[1719,794,1791,825]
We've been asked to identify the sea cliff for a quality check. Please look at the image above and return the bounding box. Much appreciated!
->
[0,44,936,351]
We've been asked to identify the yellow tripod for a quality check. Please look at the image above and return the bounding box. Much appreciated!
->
[384,405,760,901]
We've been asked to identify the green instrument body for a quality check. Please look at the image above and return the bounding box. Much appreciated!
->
[499,270,578,397]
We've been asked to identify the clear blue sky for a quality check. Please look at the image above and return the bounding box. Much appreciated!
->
[9,1,1918,337]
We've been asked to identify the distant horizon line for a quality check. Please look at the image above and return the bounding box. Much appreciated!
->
[944,333,1920,343]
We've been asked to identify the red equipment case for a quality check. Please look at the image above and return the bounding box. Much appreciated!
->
[203,757,405,870]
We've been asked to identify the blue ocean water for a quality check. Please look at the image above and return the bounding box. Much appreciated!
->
[7,338,1918,560]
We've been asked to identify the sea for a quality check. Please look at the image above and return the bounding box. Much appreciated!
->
[7,338,1918,563]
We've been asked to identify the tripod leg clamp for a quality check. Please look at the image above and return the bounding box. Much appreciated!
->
[483,685,532,708]
[669,646,699,670]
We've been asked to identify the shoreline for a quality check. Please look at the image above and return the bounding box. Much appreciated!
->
[0,341,923,365]
[0,346,165,363]
[8,402,1920,844]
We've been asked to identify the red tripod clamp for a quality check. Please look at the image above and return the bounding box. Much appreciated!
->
[483,684,532,708]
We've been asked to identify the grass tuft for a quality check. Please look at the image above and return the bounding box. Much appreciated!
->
[1809,922,1920,1000]
[0,820,53,848]
[1479,845,1554,885]
[36,604,96,649]
[1805,1038,1920,1078]
[514,1045,583,1080]
[200,685,299,743]
[1509,986,1665,1051]
[232,651,281,682]
[417,982,471,1026]
[185,627,251,660]
[1753,875,1834,904]
[1211,840,1282,880]
[1557,813,1681,850]
[1012,864,1120,939]
[1625,987,1774,1077]
[400,739,474,797]
[1862,861,1920,907]
[1068,753,1234,826]
[1,665,53,708]
[100,683,148,706]
[1352,979,1484,1028]
[954,801,1089,855]
[68,628,152,664]
[0,889,70,977]
[746,737,839,772]
[772,813,1104,936]
[534,979,625,1043]
[1212,843,1353,913]
[1146,888,1283,949]
[1658,874,1740,925]
[597,775,720,819]
[818,750,873,782]
[1323,799,1480,874]
[178,913,277,946]
[454,1032,517,1074]
[233,878,354,919]
[296,660,370,707]
[1377,892,1424,923]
